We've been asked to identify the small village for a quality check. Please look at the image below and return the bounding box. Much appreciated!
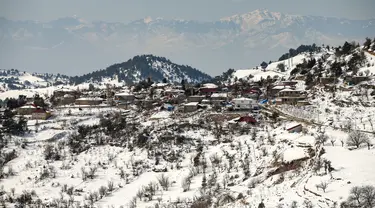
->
[2,70,373,136]
[0,76,314,132]
[1,41,375,208]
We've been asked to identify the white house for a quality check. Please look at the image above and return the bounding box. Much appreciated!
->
[114,92,135,104]
[232,97,257,110]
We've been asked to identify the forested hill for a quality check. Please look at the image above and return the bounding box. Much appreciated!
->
[70,55,212,85]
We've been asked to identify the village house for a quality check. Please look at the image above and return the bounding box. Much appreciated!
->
[269,81,298,97]
[164,89,185,97]
[232,97,257,110]
[136,99,158,110]
[286,123,303,133]
[53,88,79,99]
[199,83,218,95]
[52,88,80,106]
[114,92,135,104]
[184,102,199,113]
[167,94,186,104]
[228,115,257,129]
[25,96,34,103]
[60,94,75,105]
[17,104,37,115]
[275,89,306,105]
[152,83,170,89]
[294,75,306,81]
[211,93,228,101]
[0,108,7,120]
[31,108,51,120]
[296,101,311,107]
[345,76,370,85]
[134,91,149,100]
[75,97,104,106]
[242,89,259,99]
[162,103,175,111]
[114,92,135,108]
[187,95,206,103]
[319,77,336,85]
[279,81,298,87]
[270,85,290,97]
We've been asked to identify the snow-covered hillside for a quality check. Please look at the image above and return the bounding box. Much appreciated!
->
[1,105,374,208]
[0,69,70,92]
[1,41,375,208]
[231,52,324,82]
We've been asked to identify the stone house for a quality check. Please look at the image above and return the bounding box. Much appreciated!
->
[18,105,37,115]
[184,102,199,113]
[275,89,306,105]
[32,108,51,120]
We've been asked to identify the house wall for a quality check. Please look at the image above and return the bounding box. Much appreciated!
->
[184,105,198,113]
[18,107,35,115]
[60,97,75,105]
[288,125,302,133]
[277,97,305,105]
[53,91,79,99]
[188,96,205,103]
[279,91,301,97]
[115,95,135,104]
[320,77,336,85]
[297,101,311,107]
[232,99,254,110]
[75,100,102,106]
[32,112,50,120]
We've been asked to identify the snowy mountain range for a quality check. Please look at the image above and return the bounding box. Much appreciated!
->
[1,9,374,75]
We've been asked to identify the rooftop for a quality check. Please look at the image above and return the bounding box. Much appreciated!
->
[201,83,218,89]
[115,92,134,96]
[184,102,199,106]
[76,97,104,101]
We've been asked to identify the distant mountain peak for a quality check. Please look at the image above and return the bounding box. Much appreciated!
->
[143,16,153,24]
[70,54,212,85]
[220,9,287,22]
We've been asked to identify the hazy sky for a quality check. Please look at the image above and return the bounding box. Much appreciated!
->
[1,0,374,22]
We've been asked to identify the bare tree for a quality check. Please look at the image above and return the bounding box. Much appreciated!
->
[344,120,353,133]
[81,167,87,181]
[316,181,328,193]
[98,186,107,198]
[157,174,171,191]
[364,137,372,150]
[365,69,370,76]
[182,175,192,192]
[107,181,114,192]
[330,139,336,146]
[87,166,98,179]
[340,139,345,147]
[345,185,375,208]
[303,199,314,208]
[136,188,144,200]
[315,132,328,145]
[347,131,368,149]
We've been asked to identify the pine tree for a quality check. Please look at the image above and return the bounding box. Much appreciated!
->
[364,37,372,49]
[342,41,352,55]
[201,174,207,190]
